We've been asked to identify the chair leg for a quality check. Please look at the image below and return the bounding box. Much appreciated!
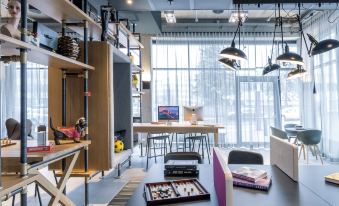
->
[36,184,42,206]
[315,145,324,165]
[188,139,192,152]
[298,145,304,160]
[206,134,211,153]
[198,139,201,154]
[306,145,309,164]
[170,133,174,152]
[201,139,204,158]
[165,137,168,155]
[12,195,15,206]
[203,136,210,164]
[146,139,150,169]
[313,145,318,160]
[302,144,306,160]
[153,139,157,163]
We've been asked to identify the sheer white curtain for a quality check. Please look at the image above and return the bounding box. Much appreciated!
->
[152,32,286,147]
[0,61,48,138]
[301,11,339,161]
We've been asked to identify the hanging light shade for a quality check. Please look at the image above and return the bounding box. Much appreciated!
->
[220,41,247,62]
[277,43,304,66]
[219,58,238,71]
[263,57,280,75]
[307,33,339,56]
[287,65,307,80]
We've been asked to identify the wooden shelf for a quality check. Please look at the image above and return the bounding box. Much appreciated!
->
[118,23,144,49]
[0,34,94,70]
[54,169,101,178]
[28,0,115,41]
[109,23,144,49]
[113,149,132,168]
[132,64,143,73]
[113,46,131,63]
[0,174,39,197]
[2,140,91,172]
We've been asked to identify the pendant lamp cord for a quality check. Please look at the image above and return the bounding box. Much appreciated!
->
[238,4,241,50]
[279,4,284,52]
[231,4,242,47]
[297,4,311,57]
[270,15,278,61]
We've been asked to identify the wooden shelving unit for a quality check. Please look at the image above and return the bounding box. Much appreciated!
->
[0,34,94,70]
[28,0,112,41]
[0,0,97,205]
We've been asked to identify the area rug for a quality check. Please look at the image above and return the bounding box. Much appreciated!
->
[108,168,146,206]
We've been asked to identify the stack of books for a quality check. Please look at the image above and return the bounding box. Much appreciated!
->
[231,167,272,191]
[164,160,199,177]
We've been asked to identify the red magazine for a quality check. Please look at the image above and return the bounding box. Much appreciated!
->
[27,144,54,152]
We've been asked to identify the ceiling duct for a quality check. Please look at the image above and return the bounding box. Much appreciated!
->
[233,0,338,3]
[212,10,224,14]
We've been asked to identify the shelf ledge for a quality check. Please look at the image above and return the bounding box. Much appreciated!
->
[0,34,95,70]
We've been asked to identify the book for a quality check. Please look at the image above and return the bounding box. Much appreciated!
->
[27,144,54,152]
[232,167,267,182]
[325,173,339,185]
[233,176,272,191]
[165,160,198,170]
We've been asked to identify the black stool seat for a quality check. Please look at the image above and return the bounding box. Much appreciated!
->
[227,150,264,165]
[164,152,203,164]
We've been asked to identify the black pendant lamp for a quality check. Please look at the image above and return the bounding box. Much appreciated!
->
[263,57,281,75]
[220,40,247,62]
[263,15,280,75]
[307,33,339,56]
[219,58,239,71]
[287,65,307,79]
[220,4,247,62]
[275,4,304,66]
[277,43,304,66]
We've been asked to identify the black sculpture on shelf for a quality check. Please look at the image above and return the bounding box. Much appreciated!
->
[49,117,87,145]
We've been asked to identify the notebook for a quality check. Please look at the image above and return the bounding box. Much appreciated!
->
[325,173,339,185]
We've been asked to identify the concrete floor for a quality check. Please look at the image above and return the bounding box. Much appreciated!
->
[4,142,337,206]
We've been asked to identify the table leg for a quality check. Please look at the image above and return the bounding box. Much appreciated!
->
[214,132,219,147]
[36,175,75,206]
[35,151,79,206]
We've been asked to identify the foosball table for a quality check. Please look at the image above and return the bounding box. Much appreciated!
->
[144,179,210,205]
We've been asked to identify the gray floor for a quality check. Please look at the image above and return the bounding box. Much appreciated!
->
[5,141,337,206]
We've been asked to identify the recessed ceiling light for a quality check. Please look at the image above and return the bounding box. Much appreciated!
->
[127,0,133,5]
[229,11,248,23]
[164,11,176,23]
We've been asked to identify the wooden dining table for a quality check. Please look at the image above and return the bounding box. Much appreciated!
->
[133,123,224,147]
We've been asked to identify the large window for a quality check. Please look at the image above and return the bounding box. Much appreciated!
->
[152,33,299,147]
[0,62,48,138]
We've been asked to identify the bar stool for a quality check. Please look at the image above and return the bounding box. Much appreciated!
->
[184,135,210,163]
[146,135,170,169]
[170,133,186,152]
